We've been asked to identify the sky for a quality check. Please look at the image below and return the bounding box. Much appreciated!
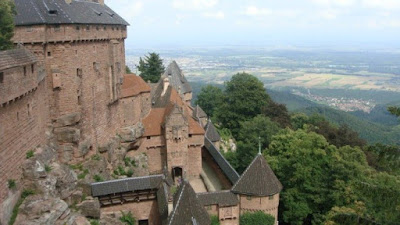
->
[106,0,400,49]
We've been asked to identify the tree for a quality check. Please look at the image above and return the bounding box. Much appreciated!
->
[263,100,292,128]
[239,211,275,225]
[210,215,220,225]
[195,85,224,117]
[388,106,400,117]
[0,0,15,50]
[136,52,165,83]
[216,73,270,136]
[125,66,133,74]
[235,115,281,173]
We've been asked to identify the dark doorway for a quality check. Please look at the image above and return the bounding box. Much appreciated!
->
[173,167,183,184]
[139,220,149,225]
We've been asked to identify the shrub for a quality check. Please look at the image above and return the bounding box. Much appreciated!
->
[90,220,100,225]
[126,168,134,177]
[44,164,52,172]
[124,157,131,166]
[26,150,34,159]
[120,211,136,225]
[93,174,104,182]
[9,189,34,225]
[118,165,126,176]
[211,215,220,225]
[78,169,89,179]
[91,154,101,161]
[239,211,275,225]
[8,179,16,189]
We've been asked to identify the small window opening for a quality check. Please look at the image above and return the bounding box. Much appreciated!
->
[86,25,90,31]
[77,68,82,77]
[27,104,31,117]
[104,26,107,30]
[246,196,252,201]
[147,136,151,140]
[48,9,58,15]
[17,112,19,121]
[47,51,51,57]
[75,50,78,55]
[0,72,4,83]
[138,220,149,225]
[76,26,80,30]
[54,25,61,31]
[23,66,27,76]
[96,26,100,31]
[31,64,34,73]
[189,134,192,138]
[78,95,81,105]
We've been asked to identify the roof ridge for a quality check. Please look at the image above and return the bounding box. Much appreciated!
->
[231,153,260,190]
[91,174,163,185]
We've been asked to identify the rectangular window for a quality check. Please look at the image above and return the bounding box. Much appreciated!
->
[47,51,51,57]
[0,72,4,83]
[147,136,151,140]
[31,64,35,74]
[138,220,149,225]
[86,25,90,31]
[54,25,61,32]
[23,66,27,76]
[246,196,252,201]
[77,68,82,77]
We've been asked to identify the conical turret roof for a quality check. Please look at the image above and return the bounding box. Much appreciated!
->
[232,154,282,196]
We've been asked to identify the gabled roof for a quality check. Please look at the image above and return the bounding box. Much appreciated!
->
[157,182,170,225]
[0,49,37,71]
[232,154,282,197]
[14,0,129,26]
[197,191,238,207]
[91,175,164,197]
[193,105,207,120]
[164,61,192,95]
[121,74,151,98]
[205,120,220,142]
[168,181,210,225]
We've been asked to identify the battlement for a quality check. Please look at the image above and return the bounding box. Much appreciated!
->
[13,24,127,44]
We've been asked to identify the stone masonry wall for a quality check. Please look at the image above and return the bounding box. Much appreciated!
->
[239,194,280,221]
[0,78,49,224]
[101,200,160,225]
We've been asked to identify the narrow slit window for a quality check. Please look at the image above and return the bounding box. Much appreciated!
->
[0,72,4,83]
[23,66,27,76]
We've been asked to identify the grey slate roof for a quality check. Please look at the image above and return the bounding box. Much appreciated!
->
[91,175,164,197]
[164,61,192,94]
[197,191,238,207]
[157,182,170,225]
[204,137,239,184]
[168,181,210,225]
[0,49,37,71]
[232,154,282,197]
[193,105,207,119]
[205,120,221,142]
[14,0,129,26]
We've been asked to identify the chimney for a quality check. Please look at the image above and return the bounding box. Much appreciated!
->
[161,77,170,96]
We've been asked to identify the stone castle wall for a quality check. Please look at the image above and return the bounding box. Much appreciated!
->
[239,193,280,221]
[0,67,49,223]
[13,24,128,162]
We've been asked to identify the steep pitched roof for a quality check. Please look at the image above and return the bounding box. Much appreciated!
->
[14,0,129,26]
[121,74,151,98]
[168,181,210,225]
[193,105,207,119]
[232,154,282,196]
[157,182,170,225]
[197,191,238,207]
[164,61,192,94]
[205,120,221,142]
[204,137,240,184]
[0,49,37,71]
[91,175,164,197]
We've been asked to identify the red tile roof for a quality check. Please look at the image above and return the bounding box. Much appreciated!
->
[121,74,151,98]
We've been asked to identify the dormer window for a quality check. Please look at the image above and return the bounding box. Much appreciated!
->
[48,9,58,15]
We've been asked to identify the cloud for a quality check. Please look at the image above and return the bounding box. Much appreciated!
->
[172,0,218,10]
[311,0,356,7]
[203,11,225,19]
[243,6,272,16]
[362,0,400,10]
[110,0,143,22]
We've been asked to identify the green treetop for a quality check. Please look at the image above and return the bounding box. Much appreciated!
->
[0,0,15,50]
[388,106,400,117]
[195,85,224,117]
[216,72,270,136]
[136,52,165,83]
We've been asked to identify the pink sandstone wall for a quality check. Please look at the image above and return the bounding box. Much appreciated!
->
[101,200,160,225]
[0,73,49,223]
[239,194,280,221]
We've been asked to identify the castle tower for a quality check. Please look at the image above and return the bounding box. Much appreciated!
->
[163,61,193,105]
[231,153,283,222]
[12,0,129,162]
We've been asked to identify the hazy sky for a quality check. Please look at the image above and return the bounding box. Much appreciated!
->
[106,0,400,49]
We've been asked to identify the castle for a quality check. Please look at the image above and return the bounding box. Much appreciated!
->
[0,0,282,224]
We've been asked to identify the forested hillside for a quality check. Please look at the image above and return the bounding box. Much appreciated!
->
[194,74,400,225]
